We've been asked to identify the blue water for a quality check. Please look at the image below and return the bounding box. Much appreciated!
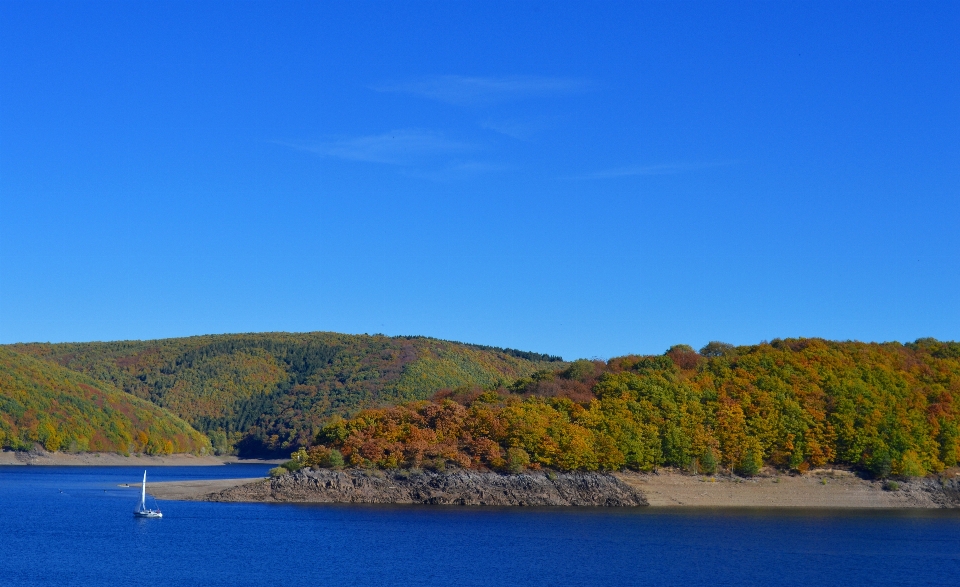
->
[1,466,959,586]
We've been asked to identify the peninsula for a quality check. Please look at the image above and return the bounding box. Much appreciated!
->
[144,466,960,508]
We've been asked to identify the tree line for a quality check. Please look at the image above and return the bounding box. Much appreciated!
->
[299,338,960,478]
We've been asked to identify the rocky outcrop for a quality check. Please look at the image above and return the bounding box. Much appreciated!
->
[203,468,648,507]
[895,476,960,507]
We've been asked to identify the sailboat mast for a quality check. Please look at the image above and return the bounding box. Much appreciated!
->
[141,471,147,509]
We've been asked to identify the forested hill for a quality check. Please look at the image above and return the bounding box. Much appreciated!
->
[10,332,562,456]
[301,338,960,478]
[0,347,210,454]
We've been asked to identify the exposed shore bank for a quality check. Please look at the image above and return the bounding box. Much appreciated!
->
[146,467,960,508]
[0,449,285,466]
[154,469,648,506]
[616,469,960,508]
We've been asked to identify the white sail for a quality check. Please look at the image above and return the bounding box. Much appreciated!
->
[133,469,162,518]
[140,471,147,511]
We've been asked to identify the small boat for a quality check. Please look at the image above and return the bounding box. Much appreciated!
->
[133,471,163,518]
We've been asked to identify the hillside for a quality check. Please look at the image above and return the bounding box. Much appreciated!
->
[300,338,960,478]
[0,347,210,454]
[10,332,562,456]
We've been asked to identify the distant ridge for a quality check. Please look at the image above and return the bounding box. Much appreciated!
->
[0,347,210,455]
[9,332,562,456]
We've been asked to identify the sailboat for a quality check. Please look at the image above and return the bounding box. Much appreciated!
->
[133,470,163,518]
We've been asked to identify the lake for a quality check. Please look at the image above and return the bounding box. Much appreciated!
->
[1,465,958,586]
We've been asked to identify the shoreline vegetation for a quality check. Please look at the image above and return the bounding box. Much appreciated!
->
[293,338,960,482]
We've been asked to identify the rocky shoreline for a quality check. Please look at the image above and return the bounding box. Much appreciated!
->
[200,468,648,507]
[143,466,960,508]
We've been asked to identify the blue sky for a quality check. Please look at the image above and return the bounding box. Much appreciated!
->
[1,1,958,360]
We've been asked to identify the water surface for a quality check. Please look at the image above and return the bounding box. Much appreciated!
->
[1,466,958,586]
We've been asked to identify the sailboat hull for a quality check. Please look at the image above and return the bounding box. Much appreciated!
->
[134,510,163,518]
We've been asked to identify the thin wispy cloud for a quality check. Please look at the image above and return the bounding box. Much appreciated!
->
[404,160,512,182]
[275,130,472,165]
[480,116,556,140]
[578,161,737,179]
[374,75,590,105]
[274,131,506,181]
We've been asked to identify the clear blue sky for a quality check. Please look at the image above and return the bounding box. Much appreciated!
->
[1,1,958,360]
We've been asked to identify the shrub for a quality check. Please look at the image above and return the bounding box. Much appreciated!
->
[326,448,345,468]
[505,447,531,473]
[280,446,310,472]
[304,446,345,468]
[281,460,303,473]
[869,448,893,479]
[788,445,805,471]
[699,342,735,358]
[268,466,287,478]
[699,448,718,475]
[425,458,447,473]
[666,345,701,370]
[896,450,926,477]
[735,446,762,477]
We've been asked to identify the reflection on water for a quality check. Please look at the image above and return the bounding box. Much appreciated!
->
[1,466,959,586]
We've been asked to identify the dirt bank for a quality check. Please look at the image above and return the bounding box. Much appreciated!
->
[615,469,960,508]
[141,478,266,500]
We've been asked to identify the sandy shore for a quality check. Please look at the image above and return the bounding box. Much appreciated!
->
[0,449,286,467]
[142,467,959,508]
[146,478,268,500]
[615,469,958,508]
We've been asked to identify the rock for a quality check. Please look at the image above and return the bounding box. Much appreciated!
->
[895,476,960,507]
[204,468,648,507]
